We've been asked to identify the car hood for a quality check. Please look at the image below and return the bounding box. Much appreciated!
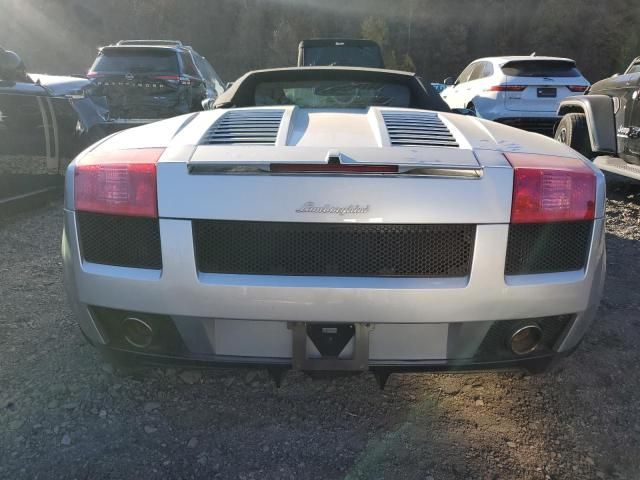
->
[29,74,90,96]
[0,74,89,96]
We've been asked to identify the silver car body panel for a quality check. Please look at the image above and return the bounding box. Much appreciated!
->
[63,106,606,365]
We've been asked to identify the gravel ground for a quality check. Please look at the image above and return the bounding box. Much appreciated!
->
[0,178,639,480]
[0,155,72,175]
[0,155,50,175]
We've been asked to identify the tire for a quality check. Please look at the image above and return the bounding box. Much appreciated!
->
[466,102,477,117]
[554,113,594,159]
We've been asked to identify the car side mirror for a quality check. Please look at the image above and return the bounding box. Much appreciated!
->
[443,77,456,86]
[451,108,476,117]
[612,73,620,78]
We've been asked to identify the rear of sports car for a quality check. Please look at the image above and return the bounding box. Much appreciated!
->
[62,106,606,378]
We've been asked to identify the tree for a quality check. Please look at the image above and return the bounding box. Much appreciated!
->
[361,16,416,72]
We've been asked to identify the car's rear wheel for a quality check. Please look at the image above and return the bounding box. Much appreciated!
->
[555,113,594,159]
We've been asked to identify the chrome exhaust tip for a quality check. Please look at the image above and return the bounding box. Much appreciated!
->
[509,324,543,356]
[121,317,154,349]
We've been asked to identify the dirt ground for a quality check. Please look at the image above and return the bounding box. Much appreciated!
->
[0,178,639,480]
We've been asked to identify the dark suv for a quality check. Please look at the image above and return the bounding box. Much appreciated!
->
[87,40,224,124]
[555,56,640,181]
[297,39,384,68]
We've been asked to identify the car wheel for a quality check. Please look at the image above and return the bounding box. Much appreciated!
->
[554,113,594,159]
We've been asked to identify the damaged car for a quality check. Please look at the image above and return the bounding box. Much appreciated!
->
[0,47,108,172]
[86,40,225,131]
[63,66,605,387]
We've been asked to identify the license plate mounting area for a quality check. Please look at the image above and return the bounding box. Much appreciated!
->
[289,322,370,371]
[537,87,557,98]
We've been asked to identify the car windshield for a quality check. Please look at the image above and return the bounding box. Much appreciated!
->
[501,60,581,77]
[303,45,383,68]
[90,50,179,74]
[627,63,640,74]
[254,79,410,108]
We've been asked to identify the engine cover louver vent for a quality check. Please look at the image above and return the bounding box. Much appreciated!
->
[382,111,459,148]
[201,109,284,145]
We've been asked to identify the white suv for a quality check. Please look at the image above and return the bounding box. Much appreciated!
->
[441,56,590,136]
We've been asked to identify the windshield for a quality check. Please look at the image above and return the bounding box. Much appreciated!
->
[501,60,581,77]
[254,79,410,108]
[627,63,640,74]
[89,50,179,75]
[303,46,384,68]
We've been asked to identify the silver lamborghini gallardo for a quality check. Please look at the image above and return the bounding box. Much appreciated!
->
[62,67,605,385]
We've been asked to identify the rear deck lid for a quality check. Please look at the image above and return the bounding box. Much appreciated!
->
[188,107,480,171]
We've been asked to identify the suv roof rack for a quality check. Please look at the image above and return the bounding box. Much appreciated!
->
[116,40,183,47]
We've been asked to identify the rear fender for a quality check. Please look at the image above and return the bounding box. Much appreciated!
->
[557,95,617,155]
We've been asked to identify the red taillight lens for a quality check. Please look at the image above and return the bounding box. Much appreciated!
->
[485,85,527,92]
[74,148,164,218]
[567,85,588,92]
[506,153,596,224]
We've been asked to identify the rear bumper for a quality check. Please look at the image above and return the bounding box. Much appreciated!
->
[92,338,570,375]
[63,209,606,371]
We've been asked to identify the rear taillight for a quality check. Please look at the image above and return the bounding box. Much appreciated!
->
[74,148,164,218]
[86,72,104,78]
[153,75,191,86]
[567,85,588,92]
[506,153,596,224]
[486,85,527,92]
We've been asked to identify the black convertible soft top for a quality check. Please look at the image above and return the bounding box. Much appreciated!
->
[214,67,451,112]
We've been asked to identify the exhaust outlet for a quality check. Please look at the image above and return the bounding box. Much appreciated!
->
[509,324,543,356]
[121,317,154,349]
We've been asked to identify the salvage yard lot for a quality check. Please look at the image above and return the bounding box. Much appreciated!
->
[1,179,639,480]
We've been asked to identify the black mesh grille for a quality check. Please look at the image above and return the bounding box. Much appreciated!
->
[193,221,476,277]
[505,221,592,275]
[474,315,574,361]
[77,212,162,269]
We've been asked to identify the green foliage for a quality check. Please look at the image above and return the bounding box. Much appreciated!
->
[0,0,637,82]
[617,30,640,73]
[361,16,415,72]
[361,16,389,48]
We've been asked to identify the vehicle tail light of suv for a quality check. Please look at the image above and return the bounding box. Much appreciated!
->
[153,75,192,86]
[485,85,527,92]
[74,148,164,218]
[506,153,596,224]
[567,85,588,93]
